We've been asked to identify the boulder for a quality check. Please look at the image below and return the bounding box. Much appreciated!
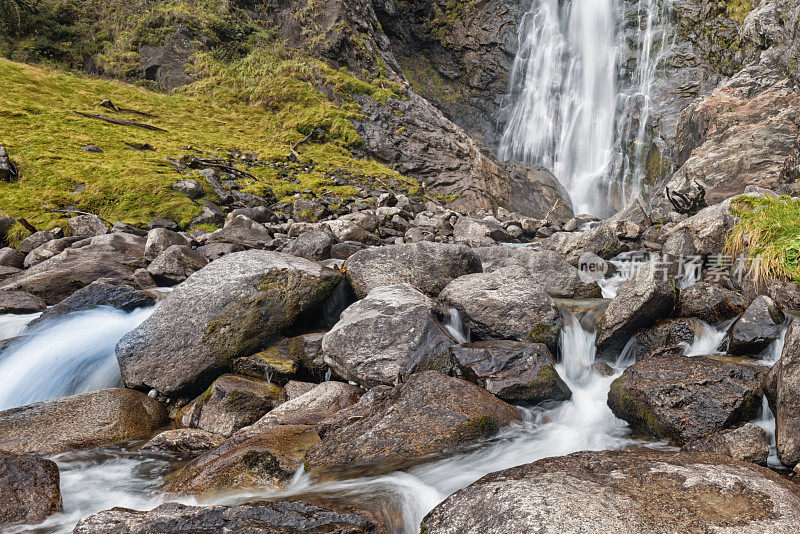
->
[116,251,342,396]
[277,381,316,404]
[727,295,785,355]
[0,451,62,526]
[179,374,280,437]
[502,162,574,220]
[607,353,763,445]
[146,244,208,285]
[330,241,365,260]
[172,179,204,199]
[24,236,82,268]
[661,201,737,257]
[683,423,770,465]
[18,230,58,255]
[0,233,147,304]
[541,224,624,265]
[323,219,373,244]
[596,261,676,355]
[304,372,521,475]
[0,388,167,455]
[207,215,272,248]
[73,500,385,534]
[0,266,20,282]
[141,428,225,455]
[26,281,155,328]
[677,282,750,323]
[144,228,189,261]
[196,242,245,261]
[0,217,13,246]
[0,290,46,314]
[322,284,455,387]
[282,230,335,261]
[453,217,510,245]
[111,222,148,237]
[0,247,25,268]
[68,214,108,238]
[439,267,561,350]
[777,319,800,466]
[148,217,179,230]
[420,448,800,533]
[633,319,695,361]
[344,242,482,298]
[232,345,299,385]
[450,341,571,403]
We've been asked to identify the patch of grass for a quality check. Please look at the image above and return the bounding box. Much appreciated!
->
[726,195,800,284]
[424,0,478,47]
[725,0,752,24]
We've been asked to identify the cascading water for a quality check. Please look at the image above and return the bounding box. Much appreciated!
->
[498,0,674,216]
[0,306,154,410]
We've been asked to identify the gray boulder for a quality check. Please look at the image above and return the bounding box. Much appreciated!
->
[116,251,342,396]
[24,236,81,268]
[196,242,245,262]
[141,428,225,456]
[683,423,770,465]
[172,179,204,199]
[68,214,108,238]
[0,290,46,314]
[0,451,62,527]
[451,341,571,403]
[727,295,785,355]
[144,228,189,261]
[207,215,272,248]
[661,201,738,257]
[146,244,208,285]
[439,267,561,350]
[322,284,455,387]
[453,217,510,246]
[420,448,800,533]
[0,247,24,268]
[677,282,750,323]
[282,230,335,261]
[633,319,695,361]
[541,224,624,265]
[344,242,482,298]
[18,230,59,255]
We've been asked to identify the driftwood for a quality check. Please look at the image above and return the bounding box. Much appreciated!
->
[99,99,156,118]
[667,181,707,216]
[73,112,167,132]
[181,155,256,181]
[16,218,37,234]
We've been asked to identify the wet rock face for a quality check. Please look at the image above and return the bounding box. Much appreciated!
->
[727,295,785,356]
[322,284,455,388]
[777,319,800,466]
[141,428,225,456]
[73,500,385,534]
[683,423,770,466]
[116,251,342,397]
[0,388,167,456]
[344,242,481,299]
[677,282,750,323]
[633,319,695,361]
[450,341,571,404]
[439,267,561,350]
[607,353,763,445]
[304,371,521,476]
[0,290,46,314]
[0,451,62,527]
[420,448,800,533]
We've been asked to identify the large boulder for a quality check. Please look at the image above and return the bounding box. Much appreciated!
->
[607,353,763,445]
[677,282,750,323]
[304,371,522,475]
[0,388,167,455]
[0,290,46,314]
[439,267,561,350]
[322,284,455,387]
[420,448,800,533]
[146,244,208,285]
[777,319,800,466]
[23,236,82,268]
[344,242,481,298]
[633,319,695,361]
[661,201,738,257]
[68,214,108,238]
[116,251,342,396]
[73,500,385,534]
[0,451,62,527]
[0,247,25,268]
[682,423,770,466]
[727,295,785,355]
[282,230,335,261]
[1,233,147,304]
[207,215,272,249]
[596,261,677,355]
[450,341,571,403]
[452,217,510,246]
[143,228,189,261]
[541,224,624,265]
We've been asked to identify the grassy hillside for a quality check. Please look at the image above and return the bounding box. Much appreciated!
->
[0,49,405,243]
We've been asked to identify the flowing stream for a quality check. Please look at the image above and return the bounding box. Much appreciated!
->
[499,0,673,215]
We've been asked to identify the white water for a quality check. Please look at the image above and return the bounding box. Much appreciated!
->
[0,311,40,341]
[499,0,673,215]
[443,308,470,344]
[597,251,651,298]
[0,306,154,410]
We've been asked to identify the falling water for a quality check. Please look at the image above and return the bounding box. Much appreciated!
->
[0,306,154,410]
[443,308,470,344]
[499,0,673,215]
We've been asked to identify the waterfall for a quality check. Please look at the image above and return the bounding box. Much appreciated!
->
[499,0,673,216]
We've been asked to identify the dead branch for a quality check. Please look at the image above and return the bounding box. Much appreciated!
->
[73,111,167,132]
[16,218,37,234]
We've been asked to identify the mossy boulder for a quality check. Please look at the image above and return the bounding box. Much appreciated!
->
[304,371,521,476]
[607,353,763,445]
[116,251,342,397]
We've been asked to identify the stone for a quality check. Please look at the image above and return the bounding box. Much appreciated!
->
[451,341,571,403]
[227,207,277,225]
[541,224,624,265]
[420,448,800,533]
[73,500,385,533]
[0,388,167,455]
[439,267,561,350]
[144,228,189,261]
[344,242,482,298]
[777,319,800,466]
[207,215,272,249]
[633,319,695,361]
[146,244,208,285]
[111,222,148,237]
[172,179,204,199]
[1,233,147,304]
[68,214,108,238]
[196,242,245,262]
[305,372,522,475]
[607,353,763,445]
[502,162,575,220]
[24,236,82,268]
[140,428,225,455]
[683,423,770,465]
[330,241,365,260]
[728,295,785,355]
[453,216,509,245]
[232,345,299,385]
[0,266,20,282]
[0,290,46,314]
[282,230,335,261]
[116,251,342,396]
[677,282,751,323]
[323,219,373,244]
[0,247,25,268]
[18,230,58,255]
[179,374,280,437]
[661,201,739,257]
[596,261,676,355]
[190,205,225,227]
[0,451,62,526]
[277,381,316,404]
[322,284,455,387]
[148,217,178,231]
[0,217,13,245]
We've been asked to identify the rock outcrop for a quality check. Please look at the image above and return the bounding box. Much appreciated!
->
[0,451,62,527]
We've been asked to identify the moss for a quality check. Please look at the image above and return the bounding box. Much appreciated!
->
[452,415,499,442]
[644,145,671,186]
[423,0,478,47]
[528,323,558,346]
[608,375,663,439]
